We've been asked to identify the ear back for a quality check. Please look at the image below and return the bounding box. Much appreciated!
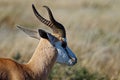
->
[17,25,40,40]
[38,29,56,44]
[38,29,48,39]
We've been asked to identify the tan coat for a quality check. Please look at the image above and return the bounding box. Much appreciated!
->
[0,38,57,80]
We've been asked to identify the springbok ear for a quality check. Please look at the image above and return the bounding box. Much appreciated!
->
[38,29,48,39]
[38,29,56,43]
[17,25,40,40]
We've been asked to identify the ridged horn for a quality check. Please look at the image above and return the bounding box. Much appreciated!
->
[43,6,56,24]
[32,4,54,27]
[32,4,66,38]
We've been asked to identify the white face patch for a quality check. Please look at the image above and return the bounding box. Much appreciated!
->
[46,33,77,66]
[54,38,77,66]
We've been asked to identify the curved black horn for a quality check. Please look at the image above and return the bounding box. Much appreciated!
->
[32,4,54,27]
[43,5,66,38]
[32,4,66,38]
[43,6,56,24]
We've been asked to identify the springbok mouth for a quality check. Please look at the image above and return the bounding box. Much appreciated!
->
[64,48,77,66]
[68,58,77,66]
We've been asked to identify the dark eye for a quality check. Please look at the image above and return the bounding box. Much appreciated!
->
[62,42,67,48]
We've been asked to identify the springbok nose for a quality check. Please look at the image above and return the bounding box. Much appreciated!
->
[71,57,77,65]
[68,57,77,66]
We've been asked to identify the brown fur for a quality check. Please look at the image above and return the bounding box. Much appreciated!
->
[0,38,57,80]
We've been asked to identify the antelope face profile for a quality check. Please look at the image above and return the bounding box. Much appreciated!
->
[18,4,77,66]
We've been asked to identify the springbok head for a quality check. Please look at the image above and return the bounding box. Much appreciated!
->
[17,4,77,66]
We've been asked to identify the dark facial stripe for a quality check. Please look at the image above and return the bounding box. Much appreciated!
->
[61,41,67,48]
[64,48,72,60]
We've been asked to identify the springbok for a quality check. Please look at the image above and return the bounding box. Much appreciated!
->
[0,4,77,80]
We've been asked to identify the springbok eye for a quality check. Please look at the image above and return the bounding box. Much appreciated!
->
[62,42,67,48]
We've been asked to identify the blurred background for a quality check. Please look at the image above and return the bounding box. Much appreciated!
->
[0,0,120,80]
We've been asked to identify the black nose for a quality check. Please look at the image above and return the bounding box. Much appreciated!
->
[72,57,77,65]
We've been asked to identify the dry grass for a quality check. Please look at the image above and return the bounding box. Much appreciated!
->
[0,0,120,80]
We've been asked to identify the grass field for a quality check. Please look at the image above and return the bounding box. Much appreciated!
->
[0,0,120,80]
